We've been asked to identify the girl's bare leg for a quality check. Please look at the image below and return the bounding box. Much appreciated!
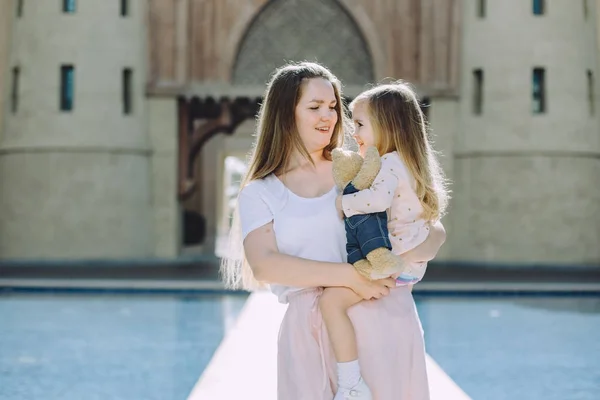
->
[319,286,363,362]
[320,287,372,398]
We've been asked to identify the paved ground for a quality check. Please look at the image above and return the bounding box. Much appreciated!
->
[187,291,472,400]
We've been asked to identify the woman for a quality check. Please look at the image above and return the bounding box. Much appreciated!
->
[221,62,446,400]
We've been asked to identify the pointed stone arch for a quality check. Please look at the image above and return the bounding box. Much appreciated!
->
[232,0,374,86]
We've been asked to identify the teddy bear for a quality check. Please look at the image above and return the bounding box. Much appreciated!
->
[332,146,405,280]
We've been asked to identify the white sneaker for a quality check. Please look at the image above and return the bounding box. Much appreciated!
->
[333,378,373,400]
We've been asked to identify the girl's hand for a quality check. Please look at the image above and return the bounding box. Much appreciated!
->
[347,268,396,300]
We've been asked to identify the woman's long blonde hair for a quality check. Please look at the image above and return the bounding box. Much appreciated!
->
[351,82,450,222]
[221,62,348,290]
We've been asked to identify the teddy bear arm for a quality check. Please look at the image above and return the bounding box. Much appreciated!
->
[351,148,382,190]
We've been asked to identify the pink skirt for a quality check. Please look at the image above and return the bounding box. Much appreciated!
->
[278,286,430,400]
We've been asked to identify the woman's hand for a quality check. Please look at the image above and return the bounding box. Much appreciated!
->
[347,268,396,300]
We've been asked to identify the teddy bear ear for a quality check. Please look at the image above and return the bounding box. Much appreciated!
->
[332,148,344,160]
[365,146,379,158]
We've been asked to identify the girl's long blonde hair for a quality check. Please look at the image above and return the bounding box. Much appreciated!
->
[351,82,450,222]
[221,62,348,290]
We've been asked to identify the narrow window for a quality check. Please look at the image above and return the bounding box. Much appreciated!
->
[587,70,594,116]
[532,68,546,114]
[11,67,20,114]
[16,0,23,17]
[60,65,75,112]
[121,0,129,17]
[473,69,483,115]
[123,68,133,115]
[63,0,76,13]
[533,0,545,15]
[477,0,486,18]
[584,0,589,19]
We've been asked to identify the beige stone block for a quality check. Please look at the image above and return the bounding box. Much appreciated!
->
[148,98,178,154]
[153,206,180,258]
[459,0,599,154]
[0,151,153,259]
[151,153,177,207]
[2,0,148,150]
[0,0,13,143]
[148,97,179,257]
[428,98,458,261]
[458,76,600,154]
[451,156,600,264]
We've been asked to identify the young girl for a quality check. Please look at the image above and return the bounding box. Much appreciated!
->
[319,82,450,400]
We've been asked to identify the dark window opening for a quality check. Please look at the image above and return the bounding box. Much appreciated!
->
[587,70,594,116]
[63,0,76,13]
[477,0,486,18]
[473,69,484,115]
[11,67,20,114]
[121,0,129,17]
[16,0,24,17]
[532,68,546,114]
[60,65,75,112]
[123,68,133,115]
[533,0,545,15]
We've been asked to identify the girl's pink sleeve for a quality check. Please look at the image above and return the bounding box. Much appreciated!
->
[341,157,399,218]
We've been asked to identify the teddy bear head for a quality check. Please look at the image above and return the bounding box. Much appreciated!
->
[332,148,363,190]
[332,147,382,191]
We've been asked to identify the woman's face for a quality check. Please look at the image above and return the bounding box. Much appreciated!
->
[294,78,338,153]
[351,100,376,157]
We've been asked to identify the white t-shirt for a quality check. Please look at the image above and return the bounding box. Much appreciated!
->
[238,174,347,303]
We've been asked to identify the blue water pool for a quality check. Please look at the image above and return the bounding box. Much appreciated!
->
[0,291,248,400]
[416,294,600,400]
[1,291,599,400]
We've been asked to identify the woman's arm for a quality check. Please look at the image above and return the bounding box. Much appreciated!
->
[403,220,446,263]
[244,222,395,299]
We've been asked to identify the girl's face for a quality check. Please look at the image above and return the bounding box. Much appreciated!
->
[294,78,338,154]
[352,100,376,157]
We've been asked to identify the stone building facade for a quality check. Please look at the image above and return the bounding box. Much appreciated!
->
[0,0,598,266]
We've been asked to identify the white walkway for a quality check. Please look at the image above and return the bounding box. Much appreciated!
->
[188,291,471,400]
